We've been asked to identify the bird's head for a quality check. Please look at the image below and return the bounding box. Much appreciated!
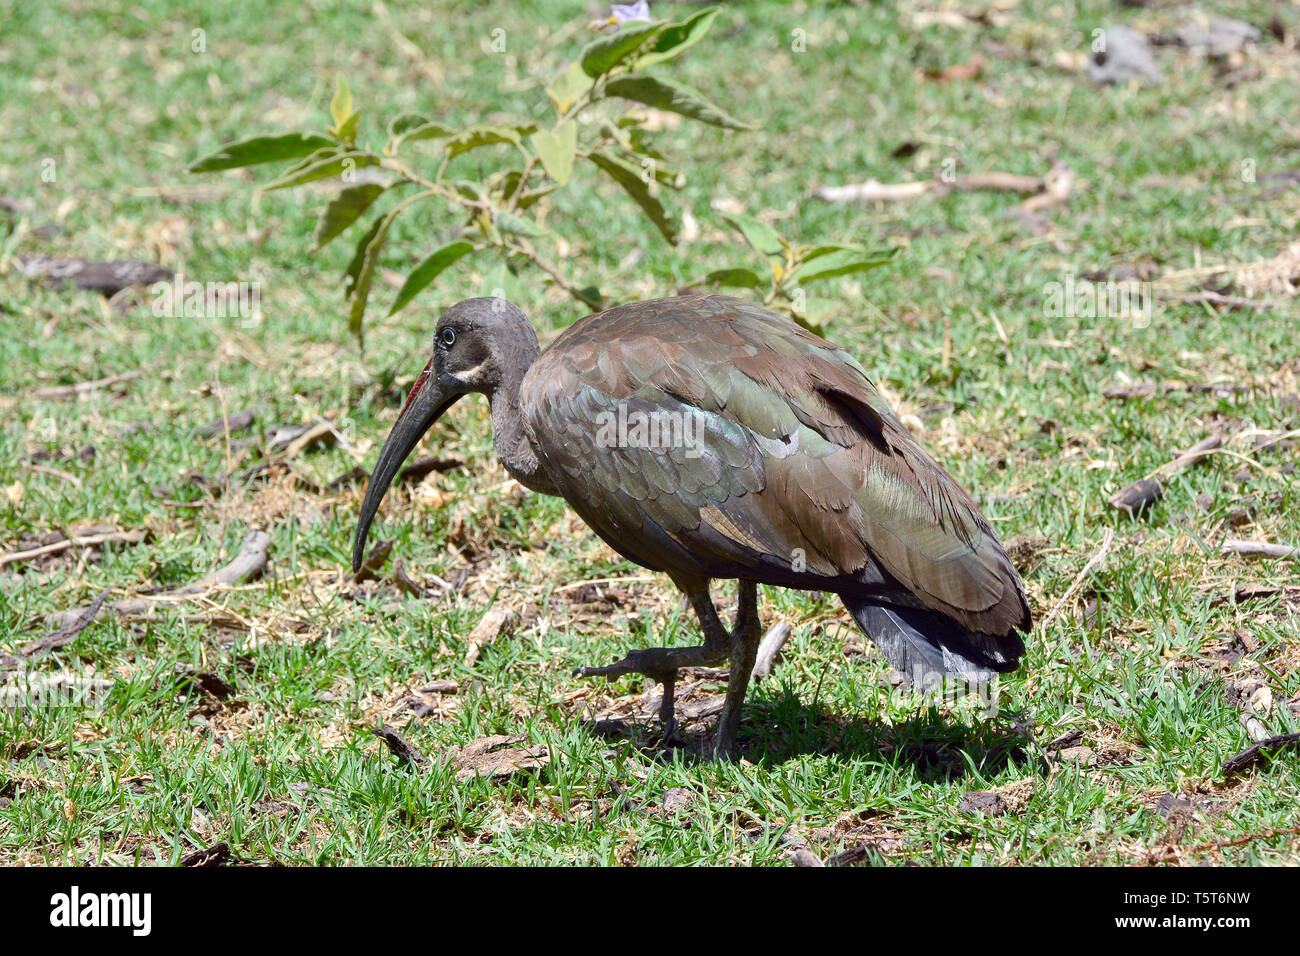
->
[351,297,537,572]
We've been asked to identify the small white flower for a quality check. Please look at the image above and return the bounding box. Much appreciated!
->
[612,2,652,26]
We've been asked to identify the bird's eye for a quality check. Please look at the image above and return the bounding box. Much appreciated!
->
[440,327,457,348]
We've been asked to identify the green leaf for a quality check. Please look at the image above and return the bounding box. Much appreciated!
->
[345,192,432,342]
[342,216,384,297]
[330,76,353,129]
[390,120,454,152]
[794,247,898,283]
[388,241,474,316]
[347,211,397,344]
[724,213,784,259]
[635,6,720,69]
[388,112,432,138]
[699,267,762,288]
[579,20,664,77]
[332,109,360,145]
[445,125,522,159]
[530,121,577,186]
[493,210,544,238]
[313,183,386,250]
[587,150,677,244]
[188,133,335,173]
[546,62,594,115]
[602,75,751,130]
[261,151,378,191]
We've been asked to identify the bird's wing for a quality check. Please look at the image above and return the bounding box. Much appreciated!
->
[523,295,1028,636]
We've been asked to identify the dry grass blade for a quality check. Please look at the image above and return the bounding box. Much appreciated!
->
[1039,528,1115,633]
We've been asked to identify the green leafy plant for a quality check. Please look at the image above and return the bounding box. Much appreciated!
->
[695,213,898,333]
[189,7,748,345]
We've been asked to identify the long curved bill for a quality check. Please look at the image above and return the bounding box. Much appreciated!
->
[352,361,461,573]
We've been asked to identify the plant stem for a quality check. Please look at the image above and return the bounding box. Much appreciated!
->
[508,155,538,212]
[509,238,604,311]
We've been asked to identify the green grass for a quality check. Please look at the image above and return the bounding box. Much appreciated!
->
[2,0,1298,865]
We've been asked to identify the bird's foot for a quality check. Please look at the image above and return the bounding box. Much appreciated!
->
[575,643,724,742]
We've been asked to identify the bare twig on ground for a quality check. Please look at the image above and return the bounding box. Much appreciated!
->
[35,371,142,400]
[463,605,518,667]
[1162,290,1274,310]
[1221,539,1299,560]
[812,162,1072,211]
[46,530,271,626]
[751,622,792,681]
[15,592,109,661]
[372,725,429,768]
[179,842,232,867]
[1108,434,1223,516]
[195,409,255,439]
[1222,733,1300,777]
[0,529,148,569]
[353,539,393,584]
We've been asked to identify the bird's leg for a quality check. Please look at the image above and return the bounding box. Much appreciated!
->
[574,588,730,739]
[710,580,762,759]
[574,577,760,753]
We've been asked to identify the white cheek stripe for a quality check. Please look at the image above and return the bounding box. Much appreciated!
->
[456,360,490,381]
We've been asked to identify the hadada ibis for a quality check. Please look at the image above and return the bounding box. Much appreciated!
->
[354,295,1031,758]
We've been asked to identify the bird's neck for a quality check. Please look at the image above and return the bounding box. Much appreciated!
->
[487,349,559,496]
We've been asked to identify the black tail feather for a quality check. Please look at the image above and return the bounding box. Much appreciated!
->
[841,596,1026,688]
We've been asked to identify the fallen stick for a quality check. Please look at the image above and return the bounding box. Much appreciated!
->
[1168,434,1224,470]
[29,464,81,487]
[0,529,148,569]
[463,605,518,667]
[1222,732,1300,777]
[372,725,429,768]
[399,455,464,485]
[1186,824,1300,856]
[1107,478,1163,517]
[195,409,255,439]
[751,622,792,681]
[1019,161,1073,214]
[46,530,271,626]
[1108,434,1223,516]
[1162,291,1273,311]
[17,591,109,660]
[179,842,232,867]
[280,421,336,459]
[1220,539,1299,560]
[393,559,435,598]
[813,167,1068,205]
[353,538,393,584]
[13,256,170,295]
[35,371,142,400]
[812,179,933,203]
